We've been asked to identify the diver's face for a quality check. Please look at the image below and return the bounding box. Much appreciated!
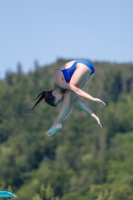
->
[52,89,64,106]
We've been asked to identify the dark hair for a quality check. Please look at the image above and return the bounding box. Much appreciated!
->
[31,90,56,110]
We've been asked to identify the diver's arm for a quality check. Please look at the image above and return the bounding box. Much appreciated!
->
[76,97,102,128]
[55,79,105,106]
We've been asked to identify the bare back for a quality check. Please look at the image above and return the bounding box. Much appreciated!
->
[53,60,76,84]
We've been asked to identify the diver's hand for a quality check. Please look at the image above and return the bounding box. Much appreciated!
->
[91,113,102,128]
[93,98,106,106]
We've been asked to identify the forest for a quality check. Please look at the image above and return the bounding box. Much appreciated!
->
[0,58,133,200]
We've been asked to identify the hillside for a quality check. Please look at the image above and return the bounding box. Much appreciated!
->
[0,59,133,200]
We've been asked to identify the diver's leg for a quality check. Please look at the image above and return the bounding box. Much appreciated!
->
[46,91,74,136]
[53,72,94,123]
[46,74,94,136]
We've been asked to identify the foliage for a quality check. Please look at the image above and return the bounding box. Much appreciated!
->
[0,59,133,199]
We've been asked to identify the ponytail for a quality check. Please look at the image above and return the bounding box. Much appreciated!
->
[31,90,56,110]
[31,91,46,111]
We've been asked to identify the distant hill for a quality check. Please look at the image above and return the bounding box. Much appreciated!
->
[0,59,133,200]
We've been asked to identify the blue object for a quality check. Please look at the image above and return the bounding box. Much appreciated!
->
[0,190,17,198]
[59,60,95,83]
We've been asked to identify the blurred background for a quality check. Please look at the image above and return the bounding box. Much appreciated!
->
[0,1,133,200]
[0,0,133,78]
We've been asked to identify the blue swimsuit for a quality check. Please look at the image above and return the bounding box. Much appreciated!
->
[59,60,95,83]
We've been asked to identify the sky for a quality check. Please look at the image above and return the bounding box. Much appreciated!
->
[0,0,133,78]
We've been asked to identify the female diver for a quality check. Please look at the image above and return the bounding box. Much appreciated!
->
[31,60,106,136]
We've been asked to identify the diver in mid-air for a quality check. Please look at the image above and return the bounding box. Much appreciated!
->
[31,60,106,136]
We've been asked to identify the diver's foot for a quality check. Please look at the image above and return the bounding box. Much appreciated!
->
[46,123,62,136]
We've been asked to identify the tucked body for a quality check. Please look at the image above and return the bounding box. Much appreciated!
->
[31,60,106,136]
